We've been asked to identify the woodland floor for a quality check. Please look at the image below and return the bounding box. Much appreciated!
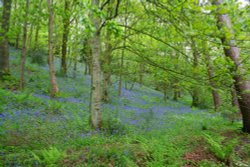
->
[0,48,250,166]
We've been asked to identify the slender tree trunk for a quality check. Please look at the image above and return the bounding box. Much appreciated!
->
[34,25,40,47]
[214,0,250,133]
[191,38,199,107]
[15,34,19,49]
[48,0,59,97]
[34,0,42,48]
[90,0,102,129]
[61,0,70,76]
[103,72,110,102]
[73,58,77,78]
[0,0,12,79]
[118,48,124,96]
[139,62,144,86]
[173,85,178,101]
[19,0,29,90]
[27,24,33,49]
[205,52,221,111]
[102,30,112,102]
[171,51,180,101]
[13,0,19,50]
[118,1,128,96]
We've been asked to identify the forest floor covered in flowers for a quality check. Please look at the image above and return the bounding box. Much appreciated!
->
[0,48,250,166]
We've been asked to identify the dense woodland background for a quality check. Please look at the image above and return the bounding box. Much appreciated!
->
[1,0,250,166]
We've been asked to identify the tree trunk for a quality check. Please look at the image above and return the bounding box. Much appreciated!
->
[34,25,40,47]
[102,30,112,103]
[103,72,110,102]
[173,88,178,101]
[73,58,77,78]
[34,0,42,48]
[61,0,70,76]
[139,62,144,86]
[90,0,102,129]
[214,0,250,133]
[48,0,59,97]
[118,1,128,96]
[191,38,199,107]
[205,52,221,111]
[15,34,19,49]
[19,0,29,90]
[27,24,33,49]
[0,0,12,79]
[118,48,124,96]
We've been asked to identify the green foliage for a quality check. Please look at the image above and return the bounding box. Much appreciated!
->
[0,74,18,90]
[103,117,128,135]
[203,133,237,161]
[46,100,65,114]
[27,47,47,65]
[32,147,65,166]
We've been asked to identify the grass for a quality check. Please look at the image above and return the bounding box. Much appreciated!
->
[0,48,250,166]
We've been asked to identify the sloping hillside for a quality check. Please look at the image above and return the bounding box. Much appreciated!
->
[0,48,249,166]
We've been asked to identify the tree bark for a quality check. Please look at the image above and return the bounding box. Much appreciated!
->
[0,0,12,79]
[19,0,29,90]
[102,30,112,103]
[61,0,70,76]
[48,0,59,97]
[118,0,128,96]
[139,62,144,86]
[191,38,199,107]
[173,84,178,101]
[35,24,39,45]
[73,58,77,78]
[90,0,102,129]
[34,0,43,48]
[27,24,33,49]
[205,52,221,111]
[214,0,250,133]
[15,34,19,49]
[118,48,124,96]
[13,0,19,50]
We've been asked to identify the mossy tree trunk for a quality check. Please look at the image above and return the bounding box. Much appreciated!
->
[214,0,250,133]
[48,0,59,97]
[0,0,12,79]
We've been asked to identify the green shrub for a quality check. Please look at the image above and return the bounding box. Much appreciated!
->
[28,47,47,65]
[103,118,128,135]
[203,133,237,162]
[32,147,65,166]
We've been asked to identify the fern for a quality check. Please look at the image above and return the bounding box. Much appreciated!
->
[31,147,65,166]
[203,133,237,162]
[203,133,225,160]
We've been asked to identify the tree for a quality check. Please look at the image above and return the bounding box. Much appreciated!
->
[61,0,70,76]
[214,0,250,133]
[203,42,221,111]
[48,0,59,97]
[89,0,102,129]
[0,0,12,79]
[19,0,30,90]
[102,29,112,102]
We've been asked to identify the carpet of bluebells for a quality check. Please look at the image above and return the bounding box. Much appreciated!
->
[0,48,247,166]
